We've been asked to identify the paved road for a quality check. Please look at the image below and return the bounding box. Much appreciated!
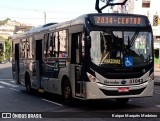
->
[0,63,12,79]
[0,79,160,121]
[0,63,160,121]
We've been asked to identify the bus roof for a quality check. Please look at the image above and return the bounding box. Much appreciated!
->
[12,13,150,39]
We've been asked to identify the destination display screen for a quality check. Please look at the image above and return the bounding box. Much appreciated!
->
[92,15,148,27]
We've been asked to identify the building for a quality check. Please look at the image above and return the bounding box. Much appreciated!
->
[113,0,160,64]
[0,19,33,62]
[0,19,33,39]
[113,0,160,36]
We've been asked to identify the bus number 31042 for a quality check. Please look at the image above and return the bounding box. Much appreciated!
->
[129,79,144,84]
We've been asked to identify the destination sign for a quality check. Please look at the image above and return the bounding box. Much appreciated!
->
[92,15,147,27]
[104,59,121,64]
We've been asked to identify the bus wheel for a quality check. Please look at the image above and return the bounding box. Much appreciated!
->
[25,74,32,94]
[116,98,129,104]
[62,79,72,100]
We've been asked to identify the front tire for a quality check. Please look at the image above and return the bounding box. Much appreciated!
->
[62,80,72,99]
[62,79,73,105]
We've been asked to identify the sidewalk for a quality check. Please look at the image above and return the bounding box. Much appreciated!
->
[154,65,160,86]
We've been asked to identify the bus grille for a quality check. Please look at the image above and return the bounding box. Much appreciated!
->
[100,87,146,96]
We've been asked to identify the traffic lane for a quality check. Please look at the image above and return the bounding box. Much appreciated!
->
[0,63,12,79]
[0,86,160,121]
[1,84,160,112]
[0,86,64,112]
[0,81,159,113]
[20,89,160,113]
[57,86,159,112]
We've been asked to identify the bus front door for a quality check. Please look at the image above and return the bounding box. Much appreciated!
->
[35,40,43,89]
[72,33,84,98]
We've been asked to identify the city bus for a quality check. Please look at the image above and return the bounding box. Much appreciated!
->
[12,13,154,103]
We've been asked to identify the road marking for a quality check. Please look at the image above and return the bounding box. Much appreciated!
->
[0,85,4,88]
[10,81,15,83]
[0,81,18,87]
[10,88,21,92]
[42,98,63,106]
[154,92,160,95]
[155,105,160,108]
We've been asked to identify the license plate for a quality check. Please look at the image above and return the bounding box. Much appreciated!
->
[118,87,129,92]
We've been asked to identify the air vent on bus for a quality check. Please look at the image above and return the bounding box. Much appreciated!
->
[42,23,57,27]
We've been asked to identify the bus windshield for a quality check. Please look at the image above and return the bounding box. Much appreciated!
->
[90,30,152,68]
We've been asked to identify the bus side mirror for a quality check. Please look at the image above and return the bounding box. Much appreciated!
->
[86,36,91,49]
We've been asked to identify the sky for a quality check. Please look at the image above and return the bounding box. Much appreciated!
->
[0,0,101,26]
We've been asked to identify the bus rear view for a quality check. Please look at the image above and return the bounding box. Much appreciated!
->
[85,13,154,103]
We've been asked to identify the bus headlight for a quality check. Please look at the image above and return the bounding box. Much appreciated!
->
[86,72,100,83]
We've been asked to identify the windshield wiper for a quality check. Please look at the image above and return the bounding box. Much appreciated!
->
[129,31,139,47]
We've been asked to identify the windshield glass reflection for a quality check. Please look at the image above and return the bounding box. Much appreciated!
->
[90,30,152,68]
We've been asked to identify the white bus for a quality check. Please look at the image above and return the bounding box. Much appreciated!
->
[12,13,154,103]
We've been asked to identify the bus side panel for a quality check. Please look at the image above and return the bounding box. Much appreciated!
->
[19,59,26,85]
[47,60,71,95]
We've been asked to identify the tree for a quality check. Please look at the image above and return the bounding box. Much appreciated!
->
[5,40,12,61]
[0,44,4,63]
[0,18,11,25]
[0,38,12,63]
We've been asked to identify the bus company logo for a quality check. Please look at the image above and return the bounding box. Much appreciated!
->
[121,80,127,85]
[104,80,119,85]
[2,113,11,118]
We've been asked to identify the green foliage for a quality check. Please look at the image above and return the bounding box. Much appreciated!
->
[5,40,12,61]
[0,52,4,63]
[154,57,159,65]
[0,18,11,25]
[0,18,12,63]
[0,39,12,63]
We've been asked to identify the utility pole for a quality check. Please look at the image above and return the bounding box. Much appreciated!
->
[43,12,46,24]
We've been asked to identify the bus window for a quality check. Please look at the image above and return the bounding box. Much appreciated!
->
[20,39,26,58]
[59,30,68,58]
[43,33,49,57]
[28,37,33,58]
[90,30,152,67]
[71,33,82,64]
[26,38,32,58]
[26,40,29,58]
[53,32,59,58]
[49,33,54,57]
